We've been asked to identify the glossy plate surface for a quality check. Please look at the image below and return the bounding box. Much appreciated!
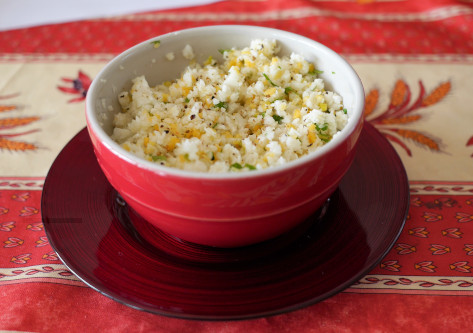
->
[42,123,409,320]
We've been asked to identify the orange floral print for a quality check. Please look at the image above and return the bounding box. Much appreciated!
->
[365,79,451,156]
[0,93,40,151]
[422,82,451,106]
[390,80,408,107]
[363,89,378,117]
[0,116,40,129]
[0,105,17,113]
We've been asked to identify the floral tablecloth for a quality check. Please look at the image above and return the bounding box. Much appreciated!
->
[1,0,473,332]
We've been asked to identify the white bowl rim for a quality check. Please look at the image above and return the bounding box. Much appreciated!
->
[86,25,365,180]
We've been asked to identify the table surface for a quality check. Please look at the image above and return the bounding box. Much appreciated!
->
[1,0,473,332]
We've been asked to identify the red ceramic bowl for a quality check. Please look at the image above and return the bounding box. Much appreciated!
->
[85,25,365,247]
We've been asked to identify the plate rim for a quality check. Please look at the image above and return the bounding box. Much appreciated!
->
[42,122,409,320]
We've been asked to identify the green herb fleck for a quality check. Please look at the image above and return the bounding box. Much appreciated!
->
[343,108,347,114]
[315,123,328,132]
[315,123,331,143]
[284,87,294,95]
[151,155,166,161]
[231,163,243,169]
[218,49,231,54]
[231,163,256,170]
[272,114,284,124]
[213,101,228,109]
[320,137,330,143]
[150,40,161,48]
[184,97,190,103]
[212,122,219,128]
[148,111,153,116]
[271,96,286,103]
[309,69,324,75]
[263,73,278,87]
[332,71,336,74]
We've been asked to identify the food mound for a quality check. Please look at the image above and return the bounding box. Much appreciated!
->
[111,39,348,172]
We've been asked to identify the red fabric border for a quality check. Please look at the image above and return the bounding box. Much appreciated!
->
[1,284,473,332]
[1,0,472,55]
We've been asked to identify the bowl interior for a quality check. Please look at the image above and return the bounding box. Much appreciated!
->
[87,25,364,177]
[86,25,364,179]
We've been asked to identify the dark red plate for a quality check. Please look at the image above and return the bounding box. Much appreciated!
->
[42,122,409,320]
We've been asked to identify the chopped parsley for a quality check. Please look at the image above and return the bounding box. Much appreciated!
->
[309,69,324,75]
[343,108,348,114]
[231,163,243,169]
[184,97,190,103]
[272,114,284,124]
[150,40,161,48]
[319,136,331,143]
[230,163,256,170]
[151,155,166,161]
[213,101,228,109]
[271,96,286,103]
[218,49,232,54]
[263,73,278,87]
[284,87,294,95]
[315,123,331,143]
[315,123,328,132]
[212,122,219,128]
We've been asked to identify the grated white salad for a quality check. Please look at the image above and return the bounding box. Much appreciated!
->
[111,39,348,172]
